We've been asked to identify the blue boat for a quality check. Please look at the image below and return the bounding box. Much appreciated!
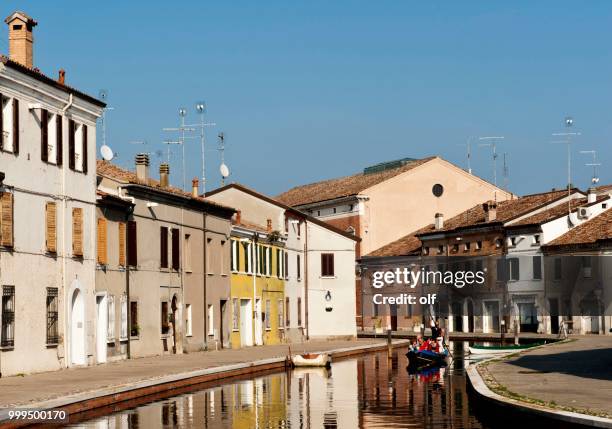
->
[406,349,449,368]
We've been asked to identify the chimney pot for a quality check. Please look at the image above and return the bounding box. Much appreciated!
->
[159,163,170,188]
[5,11,37,69]
[483,201,498,222]
[267,219,272,232]
[434,213,444,230]
[191,177,199,198]
[135,153,150,184]
[587,187,597,204]
[235,210,242,225]
[58,68,65,85]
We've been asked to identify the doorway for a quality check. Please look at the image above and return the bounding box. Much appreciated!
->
[240,299,253,346]
[466,300,474,333]
[220,300,227,349]
[483,301,500,333]
[255,299,263,346]
[549,299,559,334]
[452,302,463,333]
[71,288,86,365]
[390,304,398,331]
[96,294,107,364]
[518,302,538,333]
[171,295,178,354]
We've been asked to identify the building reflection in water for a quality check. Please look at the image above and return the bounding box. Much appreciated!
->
[68,344,488,429]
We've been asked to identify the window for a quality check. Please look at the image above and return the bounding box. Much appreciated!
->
[476,241,483,250]
[266,247,271,276]
[423,246,429,255]
[495,238,502,248]
[373,301,379,317]
[45,202,57,253]
[432,183,444,197]
[554,258,562,280]
[0,96,19,154]
[277,300,283,330]
[509,237,517,247]
[127,220,137,267]
[243,242,251,273]
[184,234,192,271]
[171,228,180,271]
[161,301,169,334]
[533,256,542,280]
[69,121,87,173]
[297,297,302,327]
[437,245,444,254]
[464,242,471,251]
[97,218,107,265]
[452,243,459,253]
[72,207,83,257]
[496,259,508,281]
[230,240,238,272]
[219,240,226,275]
[297,254,301,280]
[41,110,61,165]
[1,192,14,248]
[185,304,192,337]
[118,222,126,267]
[208,304,214,335]
[285,251,289,280]
[120,295,128,340]
[533,234,541,245]
[276,248,281,278]
[509,258,520,281]
[46,288,59,345]
[206,238,213,274]
[265,300,271,330]
[130,301,138,337]
[1,286,15,347]
[285,297,290,327]
[232,298,240,331]
[321,253,335,277]
[107,295,115,342]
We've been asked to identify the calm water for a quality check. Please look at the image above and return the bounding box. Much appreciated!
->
[65,342,496,429]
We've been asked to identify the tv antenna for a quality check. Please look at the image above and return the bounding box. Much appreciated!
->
[218,132,230,186]
[98,89,115,157]
[163,108,195,191]
[580,150,600,185]
[552,116,581,219]
[185,102,216,194]
[478,136,505,186]
[502,153,509,190]
[457,136,474,174]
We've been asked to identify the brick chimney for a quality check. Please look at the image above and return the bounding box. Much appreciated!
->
[587,187,597,204]
[267,219,272,232]
[235,210,242,225]
[5,11,37,69]
[58,69,65,85]
[135,154,150,184]
[483,201,497,222]
[191,178,199,198]
[434,213,444,230]
[159,163,170,188]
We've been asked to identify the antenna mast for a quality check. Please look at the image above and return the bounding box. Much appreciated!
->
[552,116,580,219]
[163,109,195,191]
[502,153,509,191]
[98,90,114,152]
[478,136,505,186]
[187,102,216,194]
[580,150,601,185]
[218,132,227,186]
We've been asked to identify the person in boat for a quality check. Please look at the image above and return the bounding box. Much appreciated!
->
[411,335,424,352]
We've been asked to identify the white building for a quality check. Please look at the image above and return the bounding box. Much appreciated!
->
[0,12,105,375]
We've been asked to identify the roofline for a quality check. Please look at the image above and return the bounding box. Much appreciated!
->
[0,56,106,108]
[206,183,360,241]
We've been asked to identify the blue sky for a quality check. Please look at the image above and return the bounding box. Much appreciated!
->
[4,1,612,196]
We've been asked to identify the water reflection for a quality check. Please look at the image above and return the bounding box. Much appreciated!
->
[67,342,491,429]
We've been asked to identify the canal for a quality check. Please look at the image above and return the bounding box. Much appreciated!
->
[64,342,502,428]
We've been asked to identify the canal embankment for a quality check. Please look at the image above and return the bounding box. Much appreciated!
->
[467,336,612,428]
[0,338,409,428]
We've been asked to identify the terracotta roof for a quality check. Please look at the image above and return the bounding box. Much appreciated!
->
[544,209,612,248]
[276,157,436,206]
[366,225,432,257]
[232,219,269,234]
[596,184,612,195]
[0,56,105,108]
[508,195,609,227]
[96,160,233,211]
[417,189,578,236]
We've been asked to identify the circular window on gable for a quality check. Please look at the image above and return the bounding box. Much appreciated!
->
[432,183,444,197]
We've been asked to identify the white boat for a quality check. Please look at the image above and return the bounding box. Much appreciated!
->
[291,353,331,367]
[468,343,543,355]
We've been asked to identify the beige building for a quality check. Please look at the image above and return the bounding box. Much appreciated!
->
[0,12,105,375]
[96,155,234,360]
[277,156,513,327]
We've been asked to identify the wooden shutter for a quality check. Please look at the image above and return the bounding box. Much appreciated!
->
[171,228,180,270]
[118,222,126,266]
[82,124,88,174]
[45,202,57,253]
[41,109,48,162]
[1,193,14,247]
[12,98,18,155]
[97,218,107,265]
[56,115,62,166]
[160,226,168,268]
[127,220,137,267]
[72,207,83,257]
[68,119,75,170]
[321,253,334,277]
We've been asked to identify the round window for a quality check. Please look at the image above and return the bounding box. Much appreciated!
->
[432,184,444,197]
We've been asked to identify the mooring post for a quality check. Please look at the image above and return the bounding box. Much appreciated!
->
[514,320,519,345]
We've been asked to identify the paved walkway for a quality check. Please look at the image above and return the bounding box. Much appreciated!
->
[0,339,393,408]
[484,336,612,418]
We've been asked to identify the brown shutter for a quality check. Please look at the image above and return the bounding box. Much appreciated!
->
[56,115,62,166]
[160,226,168,268]
[72,207,83,257]
[45,202,57,253]
[329,253,334,276]
[41,109,48,162]
[1,192,14,247]
[82,124,88,174]
[127,220,137,267]
[68,120,75,170]
[321,253,327,276]
[118,222,126,266]
[12,98,18,155]
[171,228,180,270]
[97,218,107,265]
[0,93,3,151]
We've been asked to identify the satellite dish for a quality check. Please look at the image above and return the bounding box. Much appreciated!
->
[100,145,114,161]
[220,163,230,178]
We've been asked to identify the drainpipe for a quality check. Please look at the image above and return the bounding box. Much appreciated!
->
[203,211,208,351]
[304,220,309,340]
[252,232,259,345]
[125,204,133,360]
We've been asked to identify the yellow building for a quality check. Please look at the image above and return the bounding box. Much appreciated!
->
[229,221,286,348]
